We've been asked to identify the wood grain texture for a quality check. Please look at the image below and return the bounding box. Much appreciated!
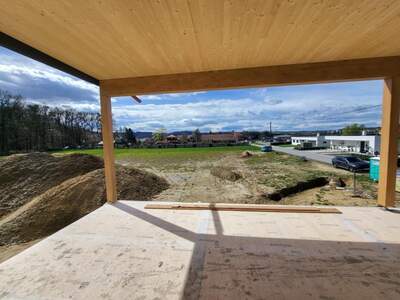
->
[1,0,400,80]
[145,203,341,214]
[100,56,400,96]
[100,91,117,203]
[378,78,400,208]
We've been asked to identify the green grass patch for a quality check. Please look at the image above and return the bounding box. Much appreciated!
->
[246,152,341,190]
[246,151,307,166]
[52,145,258,161]
[274,143,295,147]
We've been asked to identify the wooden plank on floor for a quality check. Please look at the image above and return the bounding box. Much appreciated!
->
[145,203,341,214]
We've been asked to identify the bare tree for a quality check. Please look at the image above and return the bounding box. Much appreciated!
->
[0,89,101,155]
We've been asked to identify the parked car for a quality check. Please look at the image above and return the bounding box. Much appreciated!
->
[332,156,369,172]
[260,145,272,152]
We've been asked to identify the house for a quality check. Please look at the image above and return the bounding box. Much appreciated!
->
[166,134,178,143]
[291,133,326,147]
[291,133,381,154]
[272,134,291,144]
[325,135,381,154]
[200,132,241,143]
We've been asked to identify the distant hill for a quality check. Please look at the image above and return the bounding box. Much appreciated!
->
[170,131,193,136]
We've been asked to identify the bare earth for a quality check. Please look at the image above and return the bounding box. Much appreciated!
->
[119,151,388,207]
[1,149,397,263]
[0,153,169,263]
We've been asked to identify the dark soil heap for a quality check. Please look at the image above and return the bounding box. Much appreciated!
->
[211,166,242,182]
[0,153,169,246]
[0,153,104,218]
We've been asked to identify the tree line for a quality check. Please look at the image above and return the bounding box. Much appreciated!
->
[0,89,101,155]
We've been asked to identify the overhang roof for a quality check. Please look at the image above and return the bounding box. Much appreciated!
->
[1,0,400,84]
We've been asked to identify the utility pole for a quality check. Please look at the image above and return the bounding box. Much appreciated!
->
[269,122,272,138]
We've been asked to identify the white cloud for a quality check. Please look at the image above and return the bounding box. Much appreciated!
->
[264,98,283,105]
[0,46,382,132]
[140,91,206,100]
[0,64,98,95]
[111,95,382,132]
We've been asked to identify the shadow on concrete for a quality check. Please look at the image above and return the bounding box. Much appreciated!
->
[113,202,400,300]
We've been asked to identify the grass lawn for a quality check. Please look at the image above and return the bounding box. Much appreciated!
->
[245,152,349,190]
[52,145,259,161]
[274,144,295,147]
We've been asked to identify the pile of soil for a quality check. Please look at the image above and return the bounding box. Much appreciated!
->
[240,151,252,158]
[210,166,242,182]
[0,152,104,218]
[0,153,169,246]
[329,177,346,188]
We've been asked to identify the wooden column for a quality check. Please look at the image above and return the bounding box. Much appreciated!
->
[100,90,117,203]
[377,77,400,207]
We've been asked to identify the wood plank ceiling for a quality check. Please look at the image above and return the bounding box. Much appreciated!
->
[1,0,400,80]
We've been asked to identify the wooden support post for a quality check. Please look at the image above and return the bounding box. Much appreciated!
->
[100,90,117,203]
[378,77,400,207]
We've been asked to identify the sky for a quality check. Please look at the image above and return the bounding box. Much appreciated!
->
[0,46,382,133]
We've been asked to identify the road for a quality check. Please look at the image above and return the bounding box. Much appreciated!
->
[272,146,332,165]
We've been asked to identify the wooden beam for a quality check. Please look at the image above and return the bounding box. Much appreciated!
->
[0,32,99,85]
[100,91,117,203]
[145,203,341,214]
[378,77,400,208]
[131,96,142,103]
[100,56,400,96]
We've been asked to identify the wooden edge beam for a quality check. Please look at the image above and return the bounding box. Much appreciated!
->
[0,32,99,85]
[100,56,400,97]
[131,95,142,103]
[145,203,341,214]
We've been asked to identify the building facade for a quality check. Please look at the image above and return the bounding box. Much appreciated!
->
[291,133,326,147]
[291,134,381,154]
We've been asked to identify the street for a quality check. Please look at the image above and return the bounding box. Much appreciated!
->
[272,146,332,165]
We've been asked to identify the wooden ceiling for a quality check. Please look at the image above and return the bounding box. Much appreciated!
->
[1,0,400,81]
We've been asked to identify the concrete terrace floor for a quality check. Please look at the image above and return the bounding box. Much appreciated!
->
[0,201,400,300]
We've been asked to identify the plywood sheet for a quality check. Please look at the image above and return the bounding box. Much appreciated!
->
[1,0,400,80]
[0,201,400,299]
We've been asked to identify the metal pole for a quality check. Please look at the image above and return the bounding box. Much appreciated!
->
[269,122,272,137]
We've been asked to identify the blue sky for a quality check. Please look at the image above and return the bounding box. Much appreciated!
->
[0,46,382,132]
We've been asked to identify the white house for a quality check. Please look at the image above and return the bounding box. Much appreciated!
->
[325,135,380,153]
[291,133,381,154]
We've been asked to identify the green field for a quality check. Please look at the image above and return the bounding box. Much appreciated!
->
[274,144,295,148]
[53,145,259,161]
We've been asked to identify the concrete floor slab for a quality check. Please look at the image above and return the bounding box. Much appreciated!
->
[0,201,400,299]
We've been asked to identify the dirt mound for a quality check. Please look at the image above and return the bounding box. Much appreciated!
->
[0,165,169,245]
[329,177,346,188]
[211,166,242,182]
[0,152,104,218]
[240,151,253,158]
